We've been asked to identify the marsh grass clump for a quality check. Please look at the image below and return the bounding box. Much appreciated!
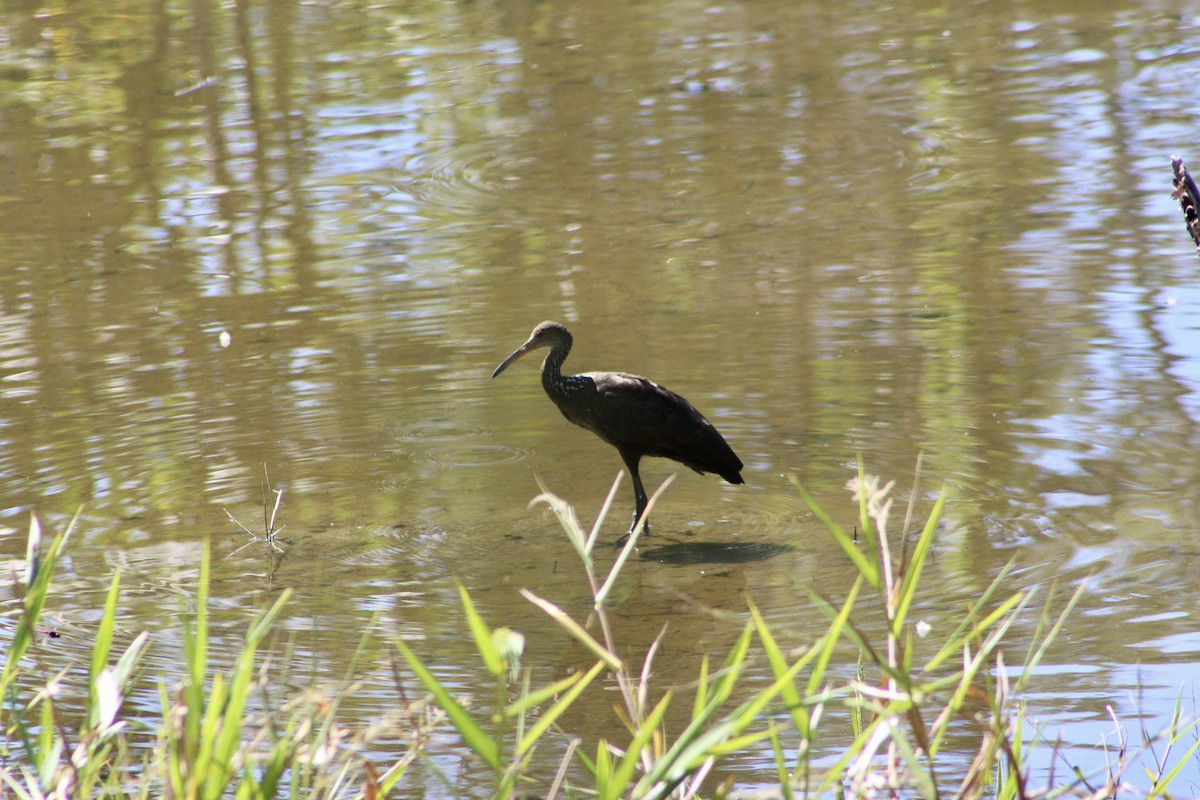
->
[401,464,1200,799]
[0,514,417,798]
[2,462,1198,798]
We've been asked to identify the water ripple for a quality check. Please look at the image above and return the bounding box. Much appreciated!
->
[382,418,491,443]
[414,443,529,468]
[390,142,528,219]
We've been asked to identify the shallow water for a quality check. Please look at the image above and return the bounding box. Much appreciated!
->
[2,0,1200,793]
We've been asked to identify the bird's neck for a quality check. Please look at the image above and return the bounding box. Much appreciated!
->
[540,344,574,394]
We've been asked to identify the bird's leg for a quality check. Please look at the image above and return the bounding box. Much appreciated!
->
[622,451,652,538]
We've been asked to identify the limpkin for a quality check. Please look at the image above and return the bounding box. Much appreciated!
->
[491,321,743,536]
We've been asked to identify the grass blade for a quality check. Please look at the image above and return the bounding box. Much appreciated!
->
[456,580,503,678]
[892,487,945,634]
[791,476,881,589]
[516,662,604,756]
[87,569,122,729]
[521,589,622,671]
[394,638,499,769]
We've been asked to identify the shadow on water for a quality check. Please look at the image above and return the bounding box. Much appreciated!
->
[638,541,794,565]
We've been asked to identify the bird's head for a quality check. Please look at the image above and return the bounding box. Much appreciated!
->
[492,321,572,378]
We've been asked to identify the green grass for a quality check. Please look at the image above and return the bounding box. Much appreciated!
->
[1,464,1197,798]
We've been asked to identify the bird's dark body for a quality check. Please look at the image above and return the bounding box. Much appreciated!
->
[492,321,743,535]
[547,370,743,484]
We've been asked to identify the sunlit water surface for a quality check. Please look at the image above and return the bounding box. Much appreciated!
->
[2,0,1200,794]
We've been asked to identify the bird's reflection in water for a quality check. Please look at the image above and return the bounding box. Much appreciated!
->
[638,541,793,565]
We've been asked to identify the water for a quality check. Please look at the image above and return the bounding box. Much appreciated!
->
[1,0,1200,793]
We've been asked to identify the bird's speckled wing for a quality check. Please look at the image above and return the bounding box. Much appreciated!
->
[1173,156,1200,259]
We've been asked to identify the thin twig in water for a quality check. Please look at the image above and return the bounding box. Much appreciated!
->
[226,466,286,555]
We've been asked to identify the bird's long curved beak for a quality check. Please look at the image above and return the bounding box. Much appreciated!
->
[492,338,538,379]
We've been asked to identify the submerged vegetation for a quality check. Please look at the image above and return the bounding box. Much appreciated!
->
[1,467,1197,798]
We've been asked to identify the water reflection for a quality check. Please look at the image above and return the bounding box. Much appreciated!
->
[1,0,1199,793]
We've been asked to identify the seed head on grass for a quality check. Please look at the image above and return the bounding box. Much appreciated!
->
[846,474,895,525]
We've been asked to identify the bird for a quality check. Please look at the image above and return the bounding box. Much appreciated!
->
[491,321,743,537]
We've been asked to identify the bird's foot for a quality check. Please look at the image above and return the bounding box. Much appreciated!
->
[613,518,652,547]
